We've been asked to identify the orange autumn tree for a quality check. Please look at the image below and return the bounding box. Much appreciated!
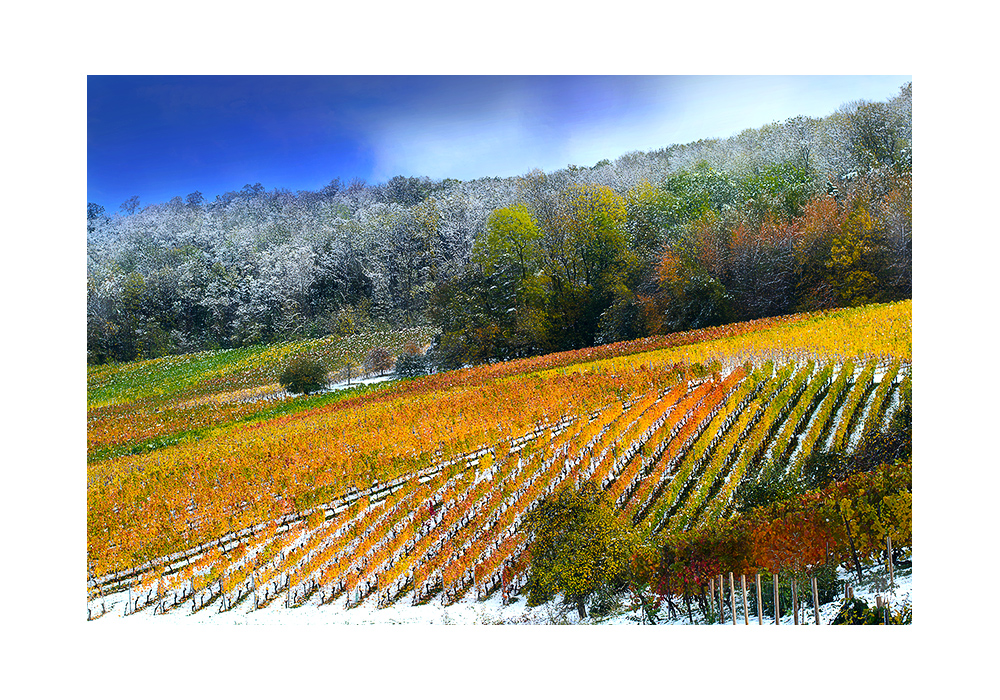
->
[793,193,846,311]
[748,492,838,576]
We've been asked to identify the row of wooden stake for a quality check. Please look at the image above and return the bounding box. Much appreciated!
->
[707,536,896,625]
[708,536,895,625]
[707,571,822,625]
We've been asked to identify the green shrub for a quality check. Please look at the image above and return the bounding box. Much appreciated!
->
[831,596,911,625]
[279,356,329,395]
[523,483,637,619]
[395,349,428,378]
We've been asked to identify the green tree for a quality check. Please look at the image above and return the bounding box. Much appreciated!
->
[476,204,542,281]
[523,483,636,619]
[539,183,637,349]
[552,183,628,288]
[624,181,676,253]
[395,342,428,378]
[658,164,740,235]
[736,161,817,227]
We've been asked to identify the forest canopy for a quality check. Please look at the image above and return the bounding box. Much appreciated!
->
[87,83,911,367]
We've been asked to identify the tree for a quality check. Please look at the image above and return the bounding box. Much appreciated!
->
[185,191,204,209]
[827,202,889,307]
[534,183,635,350]
[364,347,394,376]
[793,194,845,311]
[395,342,428,377]
[278,356,328,395]
[552,183,628,288]
[476,204,542,280]
[841,100,902,173]
[653,247,730,332]
[523,483,636,619]
[624,181,674,253]
[726,216,797,321]
[120,195,141,215]
[87,202,107,236]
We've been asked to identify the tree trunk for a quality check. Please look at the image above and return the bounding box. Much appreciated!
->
[837,504,865,584]
[576,596,587,620]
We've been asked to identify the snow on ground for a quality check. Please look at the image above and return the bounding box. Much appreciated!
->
[320,373,398,393]
[220,372,399,405]
[88,562,912,626]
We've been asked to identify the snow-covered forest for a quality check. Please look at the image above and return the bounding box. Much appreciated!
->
[87,83,911,366]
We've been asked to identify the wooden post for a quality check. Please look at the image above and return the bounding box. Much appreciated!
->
[729,572,736,625]
[709,577,715,623]
[741,574,749,625]
[756,572,763,625]
[773,573,780,625]
[887,535,894,587]
[792,578,799,625]
[718,575,725,624]
[812,576,821,625]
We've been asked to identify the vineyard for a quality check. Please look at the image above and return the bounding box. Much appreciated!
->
[87,301,911,623]
[86,327,436,464]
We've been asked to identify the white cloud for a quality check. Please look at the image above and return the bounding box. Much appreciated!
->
[361,76,911,183]
[367,104,561,182]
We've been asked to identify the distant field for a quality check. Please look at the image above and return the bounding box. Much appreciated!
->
[87,327,437,408]
[86,327,436,463]
[553,301,911,377]
[87,302,911,620]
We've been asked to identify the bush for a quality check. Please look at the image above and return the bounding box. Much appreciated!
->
[831,596,911,625]
[523,483,637,619]
[278,356,328,395]
[395,348,428,378]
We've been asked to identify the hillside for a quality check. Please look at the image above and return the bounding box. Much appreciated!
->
[87,83,911,367]
[87,301,912,624]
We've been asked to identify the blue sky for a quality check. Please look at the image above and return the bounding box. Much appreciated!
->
[87,75,910,213]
